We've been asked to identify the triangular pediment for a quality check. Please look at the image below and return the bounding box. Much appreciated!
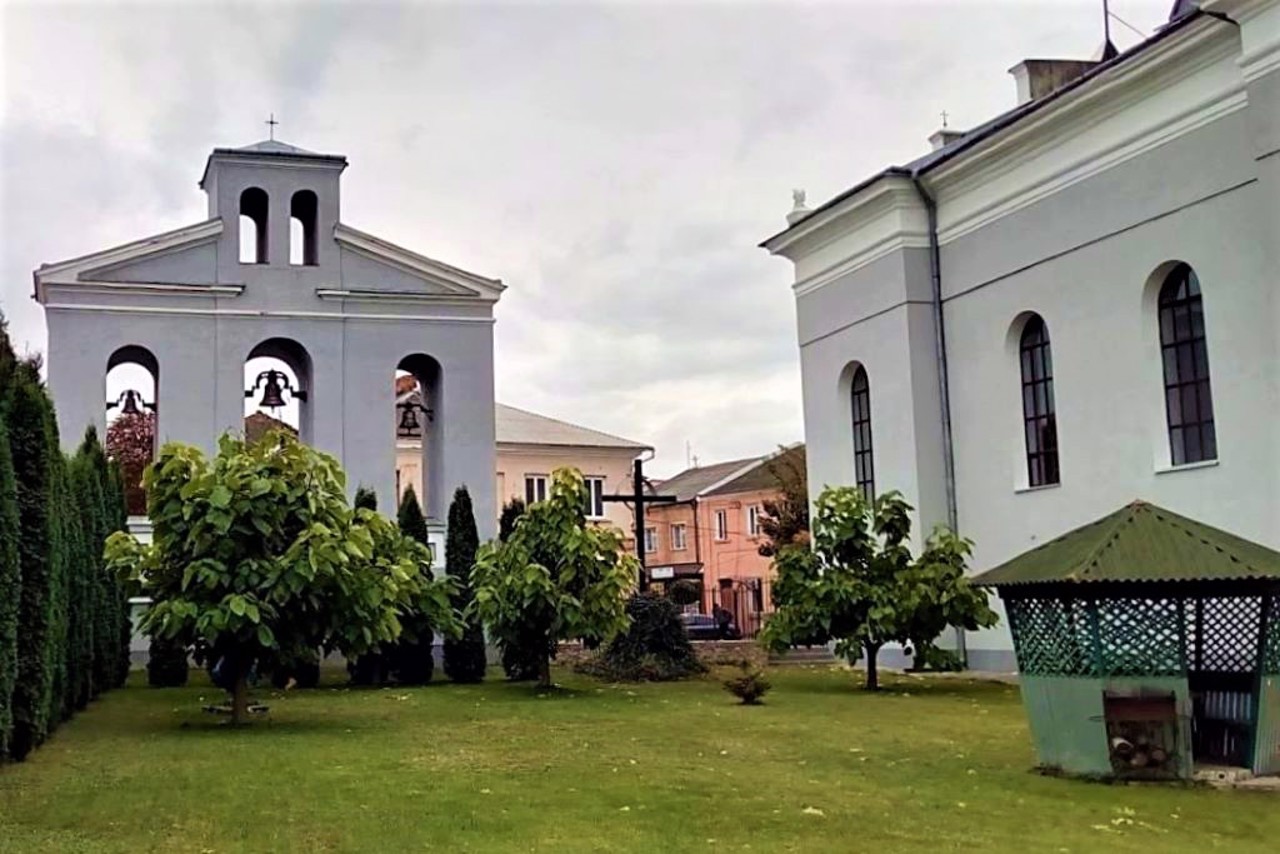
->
[334,223,505,302]
[34,219,225,299]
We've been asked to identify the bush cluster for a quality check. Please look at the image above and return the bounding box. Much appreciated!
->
[575,593,706,682]
[1,319,133,761]
[722,664,772,705]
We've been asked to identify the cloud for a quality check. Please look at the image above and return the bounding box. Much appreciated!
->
[0,0,1175,477]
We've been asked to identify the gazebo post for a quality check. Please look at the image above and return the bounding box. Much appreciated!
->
[1249,590,1272,773]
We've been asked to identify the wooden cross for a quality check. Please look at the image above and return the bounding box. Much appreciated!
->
[941,110,949,129]
[266,113,279,141]
[603,458,677,591]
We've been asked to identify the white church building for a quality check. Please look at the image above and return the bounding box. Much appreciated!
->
[34,138,503,540]
[764,0,1278,669]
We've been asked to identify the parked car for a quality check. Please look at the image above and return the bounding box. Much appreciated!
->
[680,612,741,641]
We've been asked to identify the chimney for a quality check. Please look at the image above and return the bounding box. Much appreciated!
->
[928,128,966,152]
[1008,59,1100,105]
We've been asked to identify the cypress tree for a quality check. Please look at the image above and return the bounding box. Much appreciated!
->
[390,487,433,684]
[5,361,57,760]
[45,419,71,727]
[105,462,132,688]
[0,416,21,757]
[353,485,377,511]
[443,486,486,682]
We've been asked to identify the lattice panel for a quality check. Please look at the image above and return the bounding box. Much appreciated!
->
[1263,595,1280,676]
[1007,597,1094,676]
[1097,597,1184,676]
[1195,596,1262,673]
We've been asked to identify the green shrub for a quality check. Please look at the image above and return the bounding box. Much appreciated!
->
[577,593,705,682]
[391,486,434,685]
[443,486,486,683]
[146,636,189,687]
[669,579,700,606]
[722,664,771,705]
[353,485,378,511]
[908,643,964,673]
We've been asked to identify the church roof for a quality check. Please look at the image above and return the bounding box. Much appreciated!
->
[200,139,347,188]
[972,501,1280,587]
[234,139,319,155]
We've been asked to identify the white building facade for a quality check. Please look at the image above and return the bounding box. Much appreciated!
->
[764,1,1279,669]
[35,140,503,540]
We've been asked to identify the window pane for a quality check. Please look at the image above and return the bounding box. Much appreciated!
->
[1044,452,1060,485]
[1177,344,1195,382]
[1023,385,1035,415]
[1166,388,1182,425]
[1189,298,1205,337]
[1202,422,1217,460]
[1181,384,1199,426]
[1173,305,1191,341]
[1159,308,1174,345]
[1029,456,1043,487]
[1193,340,1209,378]
[1184,424,1203,463]
[1040,418,1057,452]
[1197,380,1213,423]
[1170,427,1185,466]
[1026,421,1039,453]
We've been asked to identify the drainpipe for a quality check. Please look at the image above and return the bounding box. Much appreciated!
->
[911,173,968,666]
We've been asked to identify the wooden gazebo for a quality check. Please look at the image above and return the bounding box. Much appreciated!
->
[974,501,1280,781]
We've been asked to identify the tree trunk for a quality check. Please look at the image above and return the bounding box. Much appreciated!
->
[864,642,881,691]
[537,652,552,690]
[231,673,250,725]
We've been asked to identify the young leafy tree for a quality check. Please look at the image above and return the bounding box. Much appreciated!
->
[442,486,486,683]
[761,486,997,690]
[494,496,540,681]
[106,432,460,724]
[104,410,154,517]
[757,447,810,558]
[5,360,59,758]
[470,468,636,689]
[0,415,20,757]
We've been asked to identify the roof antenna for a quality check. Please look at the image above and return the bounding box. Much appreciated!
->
[1100,1,1119,60]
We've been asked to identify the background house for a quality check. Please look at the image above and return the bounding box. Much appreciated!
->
[395,375,651,541]
[644,445,804,636]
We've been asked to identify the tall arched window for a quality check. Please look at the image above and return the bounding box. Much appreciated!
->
[850,366,874,500]
[1158,263,1215,465]
[239,187,269,264]
[1019,315,1059,487]
[290,190,318,266]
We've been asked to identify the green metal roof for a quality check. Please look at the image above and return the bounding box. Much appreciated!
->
[972,501,1280,587]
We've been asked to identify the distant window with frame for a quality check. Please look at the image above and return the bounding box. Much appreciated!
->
[671,523,687,551]
[583,476,605,518]
[851,366,875,500]
[644,527,657,553]
[524,475,548,505]
[1019,315,1059,487]
[1158,264,1216,465]
[746,505,761,537]
[714,510,728,541]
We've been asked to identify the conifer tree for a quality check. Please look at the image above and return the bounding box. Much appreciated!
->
[0,416,21,757]
[353,485,378,511]
[391,486,434,684]
[443,486,486,682]
[5,361,58,759]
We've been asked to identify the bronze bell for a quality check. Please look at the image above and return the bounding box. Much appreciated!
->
[120,389,142,416]
[257,370,287,410]
[398,404,420,433]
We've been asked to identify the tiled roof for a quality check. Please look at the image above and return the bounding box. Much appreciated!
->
[705,445,805,496]
[653,457,764,503]
[972,501,1280,587]
[244,411,296,444]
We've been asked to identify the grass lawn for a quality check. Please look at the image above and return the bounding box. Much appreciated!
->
[1,666,1277,853]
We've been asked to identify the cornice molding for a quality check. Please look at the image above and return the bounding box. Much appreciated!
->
[43,281,243,298]
[334,223,505,302]
[315,288,489,309]
[41,303,497,324]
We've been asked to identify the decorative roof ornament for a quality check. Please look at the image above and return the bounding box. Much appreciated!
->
[786,188,811,226]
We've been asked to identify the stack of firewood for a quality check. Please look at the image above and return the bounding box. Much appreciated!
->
[1110,736,1169,769]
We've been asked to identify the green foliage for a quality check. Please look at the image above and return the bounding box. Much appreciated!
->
[146,636,189,687]
[388,485,436,685]
[761,486,997,690]
[497,497,524,542]
[443,486,486,683]
[668,578,701,607]
[756,447,810,558]
[353,485,378,512]
[0,416,21,757]
[470,468,636,688]
[5,360,59,759]
[577,593,705,682]
[721,664,772,705]
[106,432,461,723]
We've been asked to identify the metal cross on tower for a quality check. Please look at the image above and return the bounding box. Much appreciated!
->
[603,458,677,592]
[265,113,279,141]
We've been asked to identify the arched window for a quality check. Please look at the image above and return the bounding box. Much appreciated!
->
[1158,263,1215,464]
[290,190,318,266]
[850,366,874,500]
[1019,315,1059,487]
[239,187,269,264]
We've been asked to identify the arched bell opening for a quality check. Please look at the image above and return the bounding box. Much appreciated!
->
[244,338,312,445]
[105,345,159,517]
[395,354,442,520]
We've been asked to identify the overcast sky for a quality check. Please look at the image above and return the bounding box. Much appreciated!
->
[0,0,1175,477]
